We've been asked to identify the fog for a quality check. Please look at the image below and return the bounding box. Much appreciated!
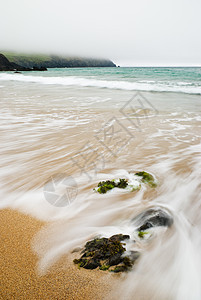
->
[1,0,201,66]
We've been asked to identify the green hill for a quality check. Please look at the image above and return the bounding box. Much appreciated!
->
[2,52,116,68]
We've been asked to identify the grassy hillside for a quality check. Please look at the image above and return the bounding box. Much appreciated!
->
[2,52,51,67]
[2,52,116,68]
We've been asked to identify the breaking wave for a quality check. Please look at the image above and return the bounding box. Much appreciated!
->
[0,73,201,94]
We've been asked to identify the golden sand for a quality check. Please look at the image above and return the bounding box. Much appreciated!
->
[0,209,118,300]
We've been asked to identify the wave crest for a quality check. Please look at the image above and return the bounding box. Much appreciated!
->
[0,73,201,94]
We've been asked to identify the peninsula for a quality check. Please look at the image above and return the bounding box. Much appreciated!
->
[0,52,116,71]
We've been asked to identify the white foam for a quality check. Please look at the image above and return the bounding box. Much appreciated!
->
[0,73,201,94]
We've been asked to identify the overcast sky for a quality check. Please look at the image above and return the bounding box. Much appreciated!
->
[1,0,201,66]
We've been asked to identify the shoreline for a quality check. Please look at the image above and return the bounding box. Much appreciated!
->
[0,209,117,299]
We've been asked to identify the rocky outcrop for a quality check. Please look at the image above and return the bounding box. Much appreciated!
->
[73,234,140,273]
[73,170,173,274]
[73,207,173,273]
[0,53,47,71]
[0,54,31,71]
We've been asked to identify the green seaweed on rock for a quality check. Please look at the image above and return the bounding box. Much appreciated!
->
[73,234,139,273]
[96,179,128,194]
[135,171,157,188]
[94,171,156,194]
[138,231,149,238]
[99,264,110,271]
[116,178,128,189]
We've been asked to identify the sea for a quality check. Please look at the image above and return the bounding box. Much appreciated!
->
[0,67,201,299]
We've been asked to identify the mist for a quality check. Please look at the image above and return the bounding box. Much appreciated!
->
[1,0,201,66]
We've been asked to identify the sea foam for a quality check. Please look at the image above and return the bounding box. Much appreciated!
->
[0,73,201,94]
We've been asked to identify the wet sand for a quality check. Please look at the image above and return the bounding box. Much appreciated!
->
[0,209,116,300]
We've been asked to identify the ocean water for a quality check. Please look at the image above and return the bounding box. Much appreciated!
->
[0,67,201,299]
[1,67,201,94]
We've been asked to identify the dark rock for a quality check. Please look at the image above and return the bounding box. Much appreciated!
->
[128,251,141,263]
[110,252,140,273]
[32,66,47,71]
[99,264,110,271]
[110,234,130,242]
[111,265,127,273]
[133,207,173,231]
[108,253,123,266]
[84,258,101,269]
[73,234,139,273]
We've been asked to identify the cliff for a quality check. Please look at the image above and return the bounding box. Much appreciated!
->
[0,54,30,71]
[2,52,116,69]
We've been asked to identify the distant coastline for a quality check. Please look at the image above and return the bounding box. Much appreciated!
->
[0,52,116,71]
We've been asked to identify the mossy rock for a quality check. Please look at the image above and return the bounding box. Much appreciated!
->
[110,265,127,273]
[99,264,110,271]
[96,179,128,194]
[138,231,149,238]
[94,171,156,194]
[73,234,139,273]
[135,171,157,188]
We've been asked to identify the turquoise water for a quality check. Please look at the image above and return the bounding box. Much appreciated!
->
[45,67,201,82]
[1,67,201,94]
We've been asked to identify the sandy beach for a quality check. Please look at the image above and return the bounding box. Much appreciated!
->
[0,209,117,300]
[0,67,201,300]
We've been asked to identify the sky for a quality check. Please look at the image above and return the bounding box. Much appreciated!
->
[1,0,201,66]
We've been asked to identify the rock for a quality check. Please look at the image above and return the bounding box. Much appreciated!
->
[110,252,140,273]
[96,180,116,194]
[135,171,157,188]
[108,253,123,266]
[133,207,173,231]
[73,234,139,273]
[110,234,130,242]
[32,66,47,71]
[111,265,127,273]
[127,251,141,264]
[71,246,82,253]
[94,172,157,194]
[83,258,101,269]
[95,178,129,194]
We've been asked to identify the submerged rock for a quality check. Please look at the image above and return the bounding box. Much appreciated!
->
[95,179,128,194]
[133,207,173,231]
[73,234,139,273]
[94,178,141,194]
[135,171,157,188]
[94,171,156,194]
